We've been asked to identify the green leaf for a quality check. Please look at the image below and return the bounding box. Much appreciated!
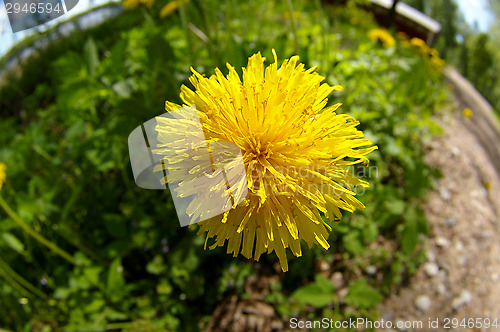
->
[401,208,419,255]
[1,232,24,253]
[291,274,335,308]
[84,38,100,76]
[146,255,166,275]
[362,222,378,243]
[343,230,364,254]
[107,258,126,302]
[344,278,383,308]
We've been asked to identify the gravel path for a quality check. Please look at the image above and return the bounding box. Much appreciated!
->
[378,68,500,332]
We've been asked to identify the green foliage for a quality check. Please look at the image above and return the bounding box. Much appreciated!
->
[344,278,383,309]
[0,0,448,330]
[291,274,336,308]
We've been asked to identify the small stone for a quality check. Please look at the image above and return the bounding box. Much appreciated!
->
[452,290,472,309]
[450,146,461,157]
[439,187,452,200]
[365,265,377,275]
[435,237,450,248]
[423,262,439,277]
[427,250,436,262]
[491,273,499,282]
[437,283,447,295]
[445,216,457,227]
[319,260,329,271]
[415,295,431,313]
[330,272,344,289]
[460,290,472,303]
[338,288,348,300]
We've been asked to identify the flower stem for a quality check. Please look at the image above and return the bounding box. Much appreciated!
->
[286,0,299,54]
[0,196,76,265]
[179,3,195,66]
[0,255,47,299]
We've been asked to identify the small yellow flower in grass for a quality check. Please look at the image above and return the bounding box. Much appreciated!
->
[160,0,188,18]
[430,57,445,69]
[463,108,473,118]
[156,51,377,271]
[0,163,6,191]
[368,28,396,48]
[410,37,427,52]
[429,48,439,58]
[123,0,153,9]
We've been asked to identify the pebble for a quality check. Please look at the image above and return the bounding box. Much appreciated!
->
[338,288,348,300]
[452,290,472,309]
[415,295,432,313]
[319,260,329,271]
[330,272,343,289]
[423,262,439,277]
[450,146,461,157]
[445,216,457,227]
[439,187,452,200]
[437,283,447,295]
[455,241,464,251]
[435,237,450,248]
[427,250,436,262]
[365,265,377,275]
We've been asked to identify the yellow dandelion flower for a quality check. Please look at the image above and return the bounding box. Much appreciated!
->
[123,0,140,9]
[429,48,439,57]
[430,55,445,69]
[123,0,153,9]
[0,163,6,191]
[155,51,377,272]
[410,37,430,54]
[368,28,396,48]
[160,0,188,18]
[463,108,473,118]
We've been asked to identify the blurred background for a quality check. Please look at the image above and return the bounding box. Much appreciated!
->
[0,0,499,331]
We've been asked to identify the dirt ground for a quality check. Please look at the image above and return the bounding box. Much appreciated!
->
[377,71,500,331]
